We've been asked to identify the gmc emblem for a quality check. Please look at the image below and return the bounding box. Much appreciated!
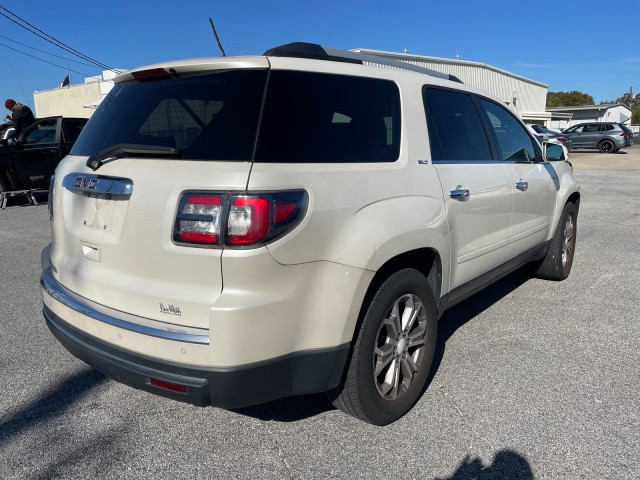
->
[74,177,99,189]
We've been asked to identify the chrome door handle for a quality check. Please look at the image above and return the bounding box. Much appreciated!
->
[515,181,528,191]
[449,188,470,201]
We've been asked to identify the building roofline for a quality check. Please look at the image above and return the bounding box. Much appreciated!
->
[546,103,630,112]
[351,48,548,88]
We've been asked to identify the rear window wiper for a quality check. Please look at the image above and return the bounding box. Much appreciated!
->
[86,144,182,170]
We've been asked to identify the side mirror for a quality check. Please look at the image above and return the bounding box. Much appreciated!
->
[544,142,566,161]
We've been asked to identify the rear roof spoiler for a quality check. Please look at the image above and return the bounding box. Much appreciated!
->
[263,42,463,83]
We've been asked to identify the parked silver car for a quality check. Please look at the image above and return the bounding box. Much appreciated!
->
[562,122,633,153]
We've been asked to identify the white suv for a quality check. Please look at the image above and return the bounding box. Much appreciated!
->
[41,42,580,425]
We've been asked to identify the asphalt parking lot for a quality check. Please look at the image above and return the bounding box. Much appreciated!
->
[1,145,639,479]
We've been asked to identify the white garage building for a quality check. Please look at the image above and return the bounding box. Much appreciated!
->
[352,48,551,125]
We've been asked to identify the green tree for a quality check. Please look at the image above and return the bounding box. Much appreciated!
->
[546,91,595,108]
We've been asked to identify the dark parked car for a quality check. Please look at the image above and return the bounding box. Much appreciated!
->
[0,116,87,193]
[562,122,633,153]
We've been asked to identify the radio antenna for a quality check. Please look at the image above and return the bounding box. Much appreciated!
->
[209,18,227,57]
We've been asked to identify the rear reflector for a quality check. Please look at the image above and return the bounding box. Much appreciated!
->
[149,378,187,394]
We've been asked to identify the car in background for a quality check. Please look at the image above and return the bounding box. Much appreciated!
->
[561,122,633,153]
[1,121,14,140]
[525,124,572,152]
[527,124,572,151]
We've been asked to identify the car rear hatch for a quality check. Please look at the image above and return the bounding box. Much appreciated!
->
[48,58,269,332]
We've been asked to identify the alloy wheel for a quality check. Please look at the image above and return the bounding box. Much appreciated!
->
[373,294,427,400]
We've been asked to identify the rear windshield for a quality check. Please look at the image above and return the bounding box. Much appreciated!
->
[72,68,401,163]
[72,70,268,160]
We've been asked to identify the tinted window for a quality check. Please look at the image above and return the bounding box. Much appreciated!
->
[423,88,492,161]
[63,120,86,143]
[72,70,268,160]
[480,99,538,162]
[255,71,400,163]
[565,125,583,133]
[23,120,56,144]
[583,124,601,132]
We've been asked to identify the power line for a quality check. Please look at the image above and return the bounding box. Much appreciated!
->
[0,41,94,78]
[0,33,99,69]
[0,5,116,72]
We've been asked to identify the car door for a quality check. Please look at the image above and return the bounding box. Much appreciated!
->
[11,118,61,188]
[580,123,603,148]
[423,87,512,293]
[478,99,557,258]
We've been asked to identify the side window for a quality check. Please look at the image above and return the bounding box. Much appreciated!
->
[479,100,538,162]
[423,88,492,161]
[566,125,583,133]
[584,124,600,133]
[603,124,615,131]
[23,120,57,145]
[255,71,401,163]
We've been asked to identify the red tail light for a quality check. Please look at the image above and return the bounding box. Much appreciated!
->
[173,191,307,248]
[174,194,222,245]
[620,132,630,137]
[227,196,270,245]
[555,136,569,142]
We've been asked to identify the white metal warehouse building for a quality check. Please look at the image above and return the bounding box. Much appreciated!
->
[352,48,550,125]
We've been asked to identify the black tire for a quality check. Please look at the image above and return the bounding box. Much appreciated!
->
[534,202,577,280]
[598,140,614,153]
[328,268,438,425]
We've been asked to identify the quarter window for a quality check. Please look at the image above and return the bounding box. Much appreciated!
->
[423,88,492,161]
[255,71,401,163]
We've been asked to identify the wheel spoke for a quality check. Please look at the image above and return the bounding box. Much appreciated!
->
[401,356,418,378]
[383,302,402,339]
[403,297,423,333]
[374,343,395,376]
[407,327,426,348]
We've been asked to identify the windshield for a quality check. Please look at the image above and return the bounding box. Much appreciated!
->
[71,70,268,161]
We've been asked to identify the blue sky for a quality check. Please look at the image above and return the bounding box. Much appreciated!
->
[1,0,638,111]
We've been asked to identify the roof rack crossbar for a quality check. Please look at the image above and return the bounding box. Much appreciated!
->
[264,42,463,83]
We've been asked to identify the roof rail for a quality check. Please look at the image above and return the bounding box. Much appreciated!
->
[263,42,463,84]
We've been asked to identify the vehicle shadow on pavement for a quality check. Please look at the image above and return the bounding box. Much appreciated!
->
[0,368,106,448]
[426,268,532,390]
[435,449,533,480]
[233,268,532,423]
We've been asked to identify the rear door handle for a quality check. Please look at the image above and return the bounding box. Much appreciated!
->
[449,188,470,201]
[515,181,528,191]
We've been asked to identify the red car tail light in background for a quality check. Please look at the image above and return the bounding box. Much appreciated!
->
[173,190,307,248]
[620,132,630,137]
